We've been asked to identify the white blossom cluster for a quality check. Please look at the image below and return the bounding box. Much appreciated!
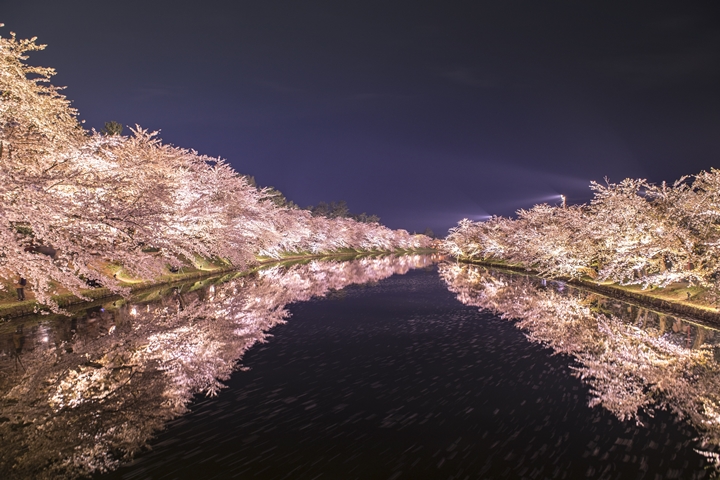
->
[0,254,435,478]
[442,177,720,290]
[440,263,720,468]
[0,31,431,309]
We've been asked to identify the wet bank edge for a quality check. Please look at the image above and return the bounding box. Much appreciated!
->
[0,249,437,321]
[459,258,720,329]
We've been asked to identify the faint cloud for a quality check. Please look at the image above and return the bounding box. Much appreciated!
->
[648,15,699,32]
[344,92,409,102]
[255,80,305,93]
[590,50,720,87]
[589,15,720,87]
[440,68,493,88]
[133,87,178,100]
[348,93,385,101]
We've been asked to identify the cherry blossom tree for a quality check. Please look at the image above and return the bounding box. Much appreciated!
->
[442,174,720,292]
[0,28,431,310]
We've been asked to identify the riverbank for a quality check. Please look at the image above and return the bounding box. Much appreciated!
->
[456,257,720,327]
[0,249,436,320]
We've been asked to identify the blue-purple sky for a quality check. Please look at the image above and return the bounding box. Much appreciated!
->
[5,1,720,234]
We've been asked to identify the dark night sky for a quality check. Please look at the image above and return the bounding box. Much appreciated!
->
[4,1,720,234]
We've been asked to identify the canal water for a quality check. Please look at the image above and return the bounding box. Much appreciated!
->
[1,255,719,479]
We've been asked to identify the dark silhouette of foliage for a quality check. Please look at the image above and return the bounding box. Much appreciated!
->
[263,186,299,209]
[101,121,123,136]
[307,201,380,223]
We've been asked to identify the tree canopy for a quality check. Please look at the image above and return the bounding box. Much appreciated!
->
[0,29,431,310]
[442,175,720,291]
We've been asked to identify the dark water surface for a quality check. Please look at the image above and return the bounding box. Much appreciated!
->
[98,266,709,480]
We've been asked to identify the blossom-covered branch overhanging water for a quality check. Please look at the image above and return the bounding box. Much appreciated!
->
[0,31,431,310]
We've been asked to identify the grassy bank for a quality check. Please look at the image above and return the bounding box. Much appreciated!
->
[0,249,436,321]
[456,257,720,327]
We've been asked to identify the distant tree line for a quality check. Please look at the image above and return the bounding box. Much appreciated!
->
[239,180,380,224]
[306,200,380,224]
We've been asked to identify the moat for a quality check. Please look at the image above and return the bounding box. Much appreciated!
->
[1,255,718,479]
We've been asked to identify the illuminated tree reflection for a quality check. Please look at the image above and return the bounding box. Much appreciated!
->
[439,262,720,468]
[0,254,434,479]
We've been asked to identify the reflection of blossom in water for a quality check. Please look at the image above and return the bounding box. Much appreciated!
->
[0,254,434,479]
[439,262,720,468]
